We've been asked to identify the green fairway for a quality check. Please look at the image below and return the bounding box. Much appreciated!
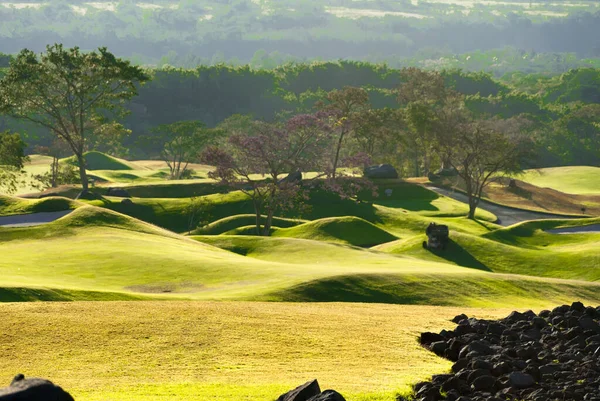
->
[1,206,600,306]
[520,166,600,195]
[0,195,80,216]
[271,216,398,247]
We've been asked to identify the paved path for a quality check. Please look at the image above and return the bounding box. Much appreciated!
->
[547,225,600,234]
[427,186,576,226]
[0,210,73,228]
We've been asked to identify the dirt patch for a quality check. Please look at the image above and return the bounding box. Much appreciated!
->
[434,176,600,217]
[125,282,205,294]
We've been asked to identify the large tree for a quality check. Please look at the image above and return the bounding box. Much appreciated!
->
[0,130,27,194]
[317,86,369,178]
[397,68,464,176]
[0,44,149,191]
[443,116,533,219]
[202,114,331,235]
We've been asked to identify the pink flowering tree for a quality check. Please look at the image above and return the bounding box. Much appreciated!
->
[202,114,331,236]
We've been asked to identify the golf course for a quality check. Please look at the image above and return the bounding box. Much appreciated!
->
[1,29,600,399]
[1,150,599,400]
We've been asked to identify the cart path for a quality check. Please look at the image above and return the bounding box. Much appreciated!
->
[546,225,600,234]
[426,186,576,226]
[0,210,73,228]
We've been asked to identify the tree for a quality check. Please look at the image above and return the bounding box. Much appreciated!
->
[397,68,463,176]
[32,139,77,189]
[317,86,369,178]
[145,120,222,180]
[442,116,533,219]
[0,130,27,194]
[202,114,331,236]
[0,44,150,192]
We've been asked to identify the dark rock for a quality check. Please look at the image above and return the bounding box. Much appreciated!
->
[452,314,468,324]
[106,187,131,198]
[277,380,321,401]
[472,375,496,391]
[75,190,103,200]
[279,171,302,185]
[430,341,448,357]
[0,375,74,401]
[421,332,445,345]
[363,164,398,179]
[508,372,535,389]
[121,198,134,205]
[306,390,346,401]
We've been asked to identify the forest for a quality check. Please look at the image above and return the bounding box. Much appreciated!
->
[1,60,599,174]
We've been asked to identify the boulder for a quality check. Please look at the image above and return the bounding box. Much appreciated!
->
[75,190,103,200]
[434,167,459,177]
[363,164,398,179]
[279,170,303,185]
[120,198,134,206]
[307,390,346,401]
[0,374,74,401]
[277,380,321,401]
[106,187,131,198]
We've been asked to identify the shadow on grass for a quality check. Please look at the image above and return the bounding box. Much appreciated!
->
[0,287,144,302]
[267,275,434,304]
[427,239,490,272]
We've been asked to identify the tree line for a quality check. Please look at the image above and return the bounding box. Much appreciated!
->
[0,45,562,229]
[1,58,598,170]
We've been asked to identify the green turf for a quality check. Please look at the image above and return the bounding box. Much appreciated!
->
[2,205,598,306]
[375,219,600,282]
[193,214,307,235]
[0,287,149,302]
[272,216,398,247]
[520,166,600,195]
[0,194,80,216]
[61,151,139,171]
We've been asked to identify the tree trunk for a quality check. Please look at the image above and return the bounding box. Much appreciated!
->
[413,148,420,177]
[262,209,274,236]
[76,152,89,191]
[51,156,59,188]
[467,200,477,220]
[332,130,346,179]
[253,199,263,236]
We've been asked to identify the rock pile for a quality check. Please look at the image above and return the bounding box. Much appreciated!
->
[415,302,600,401]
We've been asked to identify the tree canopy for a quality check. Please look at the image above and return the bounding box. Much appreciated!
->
[0,44,149,191]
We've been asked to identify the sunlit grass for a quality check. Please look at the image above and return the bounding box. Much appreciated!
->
[0,302,515,401]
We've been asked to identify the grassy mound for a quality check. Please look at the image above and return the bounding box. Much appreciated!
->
[193,214,306,235]
[0,287,147,302]
[520,166,600,195]
[375,220,600,282]
[262,273,600,308]
[272,216,397,247]
[0,194,80,216]
[61,151,138,171]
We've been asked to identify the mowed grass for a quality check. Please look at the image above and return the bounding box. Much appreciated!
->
[2,206,600,306]
[61,151,140,171]
[520,166,600,195]
[0,302,520,401]
[0,195,80,216]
